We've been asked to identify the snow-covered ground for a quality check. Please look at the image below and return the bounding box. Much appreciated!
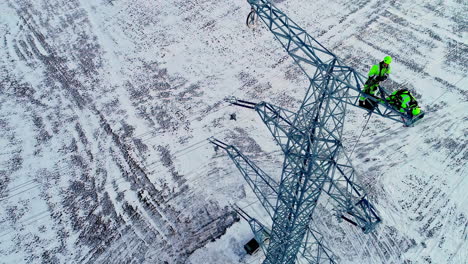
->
[0,0,466,263]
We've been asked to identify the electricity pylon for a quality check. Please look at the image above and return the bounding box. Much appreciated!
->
[211,0,419,263]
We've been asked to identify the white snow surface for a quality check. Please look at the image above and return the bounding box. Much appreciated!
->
[0,0,466,263]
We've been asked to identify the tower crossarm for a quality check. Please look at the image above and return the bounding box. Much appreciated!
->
[324,153,381,233]
[300,227,336,264]
[256,101,301,151]
[248,0,418,126]
[229,99,340,158]
[235,205,272,254]
[228,98,306,153]
[213,137,337,263]
[210,138,279,219]
[227,97,381,233]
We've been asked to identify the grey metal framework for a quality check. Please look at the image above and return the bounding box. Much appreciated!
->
[211,139,337,263]
[247,0,422,127]
[210,0,420,263]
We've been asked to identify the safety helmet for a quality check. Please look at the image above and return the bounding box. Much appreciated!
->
[412,107,421,116]
[383,56,392,64]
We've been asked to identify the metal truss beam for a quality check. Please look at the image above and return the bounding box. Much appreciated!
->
[211,139,335,263]
[236,206,272,254]
[225,1,385,262]
[227,99,381,232]
[248,0,422,127]
[208,0,405,263]
[210,138,279,219]
[325,153,381,233]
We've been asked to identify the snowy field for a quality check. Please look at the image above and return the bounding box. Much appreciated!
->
[0,0,466,263]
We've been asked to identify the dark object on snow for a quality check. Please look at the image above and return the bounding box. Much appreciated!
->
[244,238,260,255]
[230,113,237,121]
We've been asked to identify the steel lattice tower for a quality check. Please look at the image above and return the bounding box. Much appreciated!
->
[211,0,422,263]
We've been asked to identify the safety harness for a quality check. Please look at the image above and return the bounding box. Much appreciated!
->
[361,62,390,99]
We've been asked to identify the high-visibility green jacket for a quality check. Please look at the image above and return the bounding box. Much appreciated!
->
[360,62,392,101]
[368,62,391,78]
[387,90,417,113]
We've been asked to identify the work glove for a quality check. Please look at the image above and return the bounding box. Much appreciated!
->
[365,77,380,86]
[376,75,388,82]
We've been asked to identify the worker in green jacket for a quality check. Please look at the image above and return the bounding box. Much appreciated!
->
[359,56,392,110]
[386,89,421,117]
